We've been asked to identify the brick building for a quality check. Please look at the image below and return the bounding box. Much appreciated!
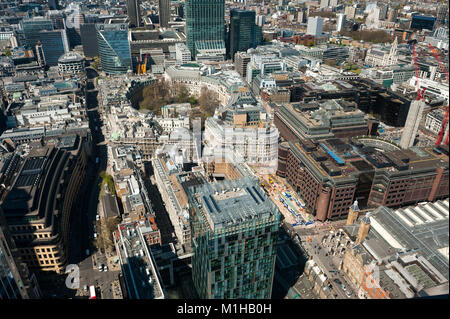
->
[277,137,449,221]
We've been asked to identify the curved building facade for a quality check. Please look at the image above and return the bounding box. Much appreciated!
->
[96,23,132,74]
[0,135,87,274]
[58,52,86,74]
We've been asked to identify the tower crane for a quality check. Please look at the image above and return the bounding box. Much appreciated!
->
[412,44,426,101]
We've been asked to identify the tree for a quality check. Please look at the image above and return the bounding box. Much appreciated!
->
[198,86,219,117]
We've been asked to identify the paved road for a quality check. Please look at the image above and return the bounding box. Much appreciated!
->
[300,235,355,299]
[68,68,120,298]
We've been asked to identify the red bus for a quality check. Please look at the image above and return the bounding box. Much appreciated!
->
[89,285,96,299]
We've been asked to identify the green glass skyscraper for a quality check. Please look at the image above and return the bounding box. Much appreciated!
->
[185,0,225,58]
[185,175,280,299]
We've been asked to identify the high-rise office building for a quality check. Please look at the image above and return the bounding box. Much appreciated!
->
[436,4,448,25]
[306,16,323,37]
[47,10,65,30]
[96,23,132,74]
[345,6,356,19]
[127,0,141,28]
[185,0,225,58]
[256,15,265,27]
[234,51,251,78]
[175,3,184,18]
[379,4,388,20]
[80,23,99,57]
[186,176,280,299]
[336,13,346,32]
[229,9,257,61]
[159,0,170,27]
[67,11,85,47]
[48,0,59,10]
[400,100,425,149]
[20,17,54,48]
[39,29,69,66]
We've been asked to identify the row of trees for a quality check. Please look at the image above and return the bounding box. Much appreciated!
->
[340,30,392,43]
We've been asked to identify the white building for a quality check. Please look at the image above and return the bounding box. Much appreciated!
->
[409,76,449,104]
[425,109,448,135]
[365,37,398,67]
[155,116,190,133]
[175,43,191,64]
[336,13,346,32]
[57,51,85,74]
[365,6,380,29]
[204,116,279,172]
[307,17,323,38]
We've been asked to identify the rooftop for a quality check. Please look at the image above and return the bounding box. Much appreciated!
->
[186,176,279,231]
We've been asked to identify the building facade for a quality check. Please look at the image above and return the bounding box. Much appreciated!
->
[186,176,280,299]
[96,23,132,74]
[185,0,225,57]
[0,137,87,274]
[39,29,69,66]
[229,9,257,61]
[127,0,141,28]
[20,17,54,49]
[277,137,449,221]
[159,0,170,27]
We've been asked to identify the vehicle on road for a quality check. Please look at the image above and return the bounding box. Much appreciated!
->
[86,249,90,256]
[93,233,97,238]
[96,214,100,221]
[95,157,99,164]
[89,285,96,299]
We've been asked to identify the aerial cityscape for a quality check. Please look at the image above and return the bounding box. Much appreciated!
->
[0,0,449,303]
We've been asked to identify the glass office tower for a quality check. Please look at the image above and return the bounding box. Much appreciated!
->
[159,0,170,27]
[96,24,132,74]
[185,0,225,58]
[127,0,141,28]
[229,9,257,61]
[20,17,54,48]
[39,29,69,66]
[185,176,280,299]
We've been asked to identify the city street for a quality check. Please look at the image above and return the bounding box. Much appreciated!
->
[296,231,356,299]
[67,66,121,298]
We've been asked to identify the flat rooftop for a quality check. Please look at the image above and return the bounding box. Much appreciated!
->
[187,176,279,231]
